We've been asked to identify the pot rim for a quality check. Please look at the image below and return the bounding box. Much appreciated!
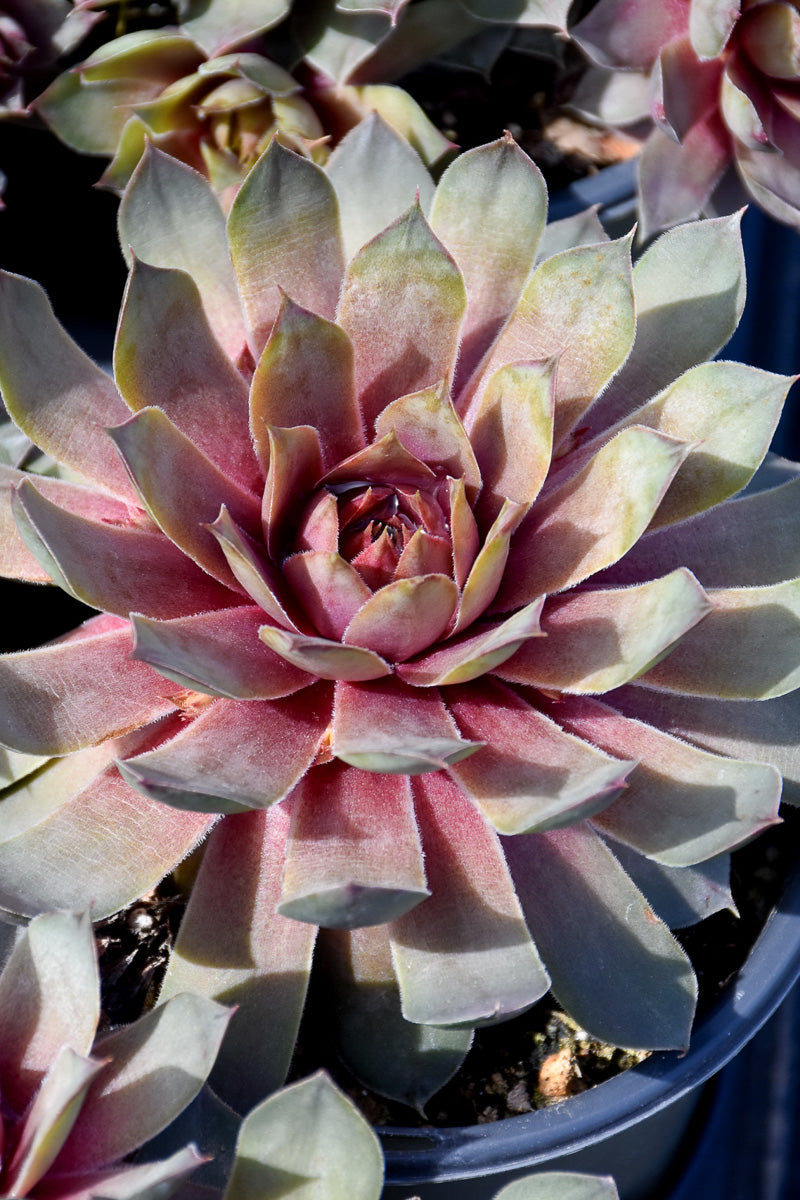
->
[380,851,800,1184]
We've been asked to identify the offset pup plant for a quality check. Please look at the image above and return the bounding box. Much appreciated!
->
[0,120,797,1118]
[571,0,800,236]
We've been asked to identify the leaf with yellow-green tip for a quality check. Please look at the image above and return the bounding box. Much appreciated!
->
[11,479,236,619]
[325,112,435,260]
[319,925,473,1113]
[497,570,710,694]
[390,772,550,1028]
[131,608,313,700]
[374,380,481,494]
[639,578,800,699]
[0,739,214,920]
[431,135,547,389]
[497,427,690,609]
[261,425,324,558]
[279,760,429,928]
[397,600,544,687]
[453,499,526,634]
[467,360,556,526]
[465,234,635,444]
[114,259,259,491]
[108,408,261,590]
[337,203,467,433]
[259,625,391,681]
[447,678,632,834]
[118,690,331,815]
[159,807,317,1114]
[0,614,181,756]
[251,297,363,472]
[224,1071,383,1200]
[228,140,345,357]
[553,693,781,867]
[344,574,459,661]
[333,677,481,773]
[584,214,747,434]
[119,145,246,361]
[505,822,698,1049]
[343,83,453,167]
[0,272,136,501]
[0,912,99,1117]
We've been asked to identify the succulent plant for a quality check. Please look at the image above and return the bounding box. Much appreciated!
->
[0,121,797,1116]
[0,908,230,1199]
[33,20,452,198]
[0,0,97,114]
[570,0,800,236]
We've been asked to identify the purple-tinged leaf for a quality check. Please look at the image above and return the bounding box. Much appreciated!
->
[505,823,697,1048]
[251,297,364,472]
[279,760,428,928]
[159,807,317,1113]
[0,912,98,1117]
[453,500,527,635]
[572,0,689,70]
[0,614,182,756]
[389,772,550,1027]
[261,426,323,558]
[44,1145,204,1200]
[449,475,480,589]
[114,259,260,491]
[108,408,261,591]
[209,507,303,632]
[397,601,544,687]
[118,690,332,814]
[11,480,237,619]
[554,694,780,866]
[321,430,436,489]
[637,118,732,240]
[259,625,391,681]
[228,140,345,358]
[0,272,136,501]
[333,677,480,773]
[344,574,459,661]
[497,570,710,694]
[131,607,313,699]
[284,552,373,640]
[395,530,452,579]
[119,145,246,361]
[447,679,632,834]
[374,380,481,495]
[337,203,466,434]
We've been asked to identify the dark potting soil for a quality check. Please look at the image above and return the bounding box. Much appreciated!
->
[94,803,800,1127]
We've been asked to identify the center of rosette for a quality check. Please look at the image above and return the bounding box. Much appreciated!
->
[331,480,451,590]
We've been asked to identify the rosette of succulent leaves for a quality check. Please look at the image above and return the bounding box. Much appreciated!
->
[570,0,800,236]
[0,121,798,1119]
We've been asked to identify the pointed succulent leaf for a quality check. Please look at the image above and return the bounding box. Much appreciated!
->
[224,1072,383,1200]
[259,625,391,680]
[284,552,373,641]
[453,500,527,634]
[181,0,290,55]
[228,140,345,357]
[114,259,259,491]
[53,1145,206,1200]
[536,208,610,263]
[390,772,550,1027]
[321,429,436,489]
[396,600,545,687]
[344,574,459,661]
[209,507,302,631]
[118,691,331,814]
[464,0,571,24]
[497,428,690,608]
[119,145,246,361]
[131,608,313,700]
[53,994,231,1172]
[447,679,632,834]
[0,740,214,919]
[505,823,698,1049]
[585,216,749,434]
[339,83,452,169]
[279,760,428,928]
[333,677,480,773]
[261,425,324,558]
[374,380,481,495]
[0,272,136,501]
[250,297,364,472]
[606,841,734,928]
[12,478,236,619]
[497,570,711,694]
[108,407,261,590]
[690,0,738,57]
[319,925,472,1112]
[467,235,635,444]
[639,579,800,699]
[326,112,435,260]
[555,694,781,866]
[337,203,467,433]
[637,117,732,240]
[572,0,689,70]
[159,807,317,1114]
[0,912,98,1117]
[430,135,547,387]
[495,1173,620,1200]
[0,615,181,756]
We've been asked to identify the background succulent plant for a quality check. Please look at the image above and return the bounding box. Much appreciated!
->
[571,0,800,236]
[0,908,230,1199]
[0,123,797,1117]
